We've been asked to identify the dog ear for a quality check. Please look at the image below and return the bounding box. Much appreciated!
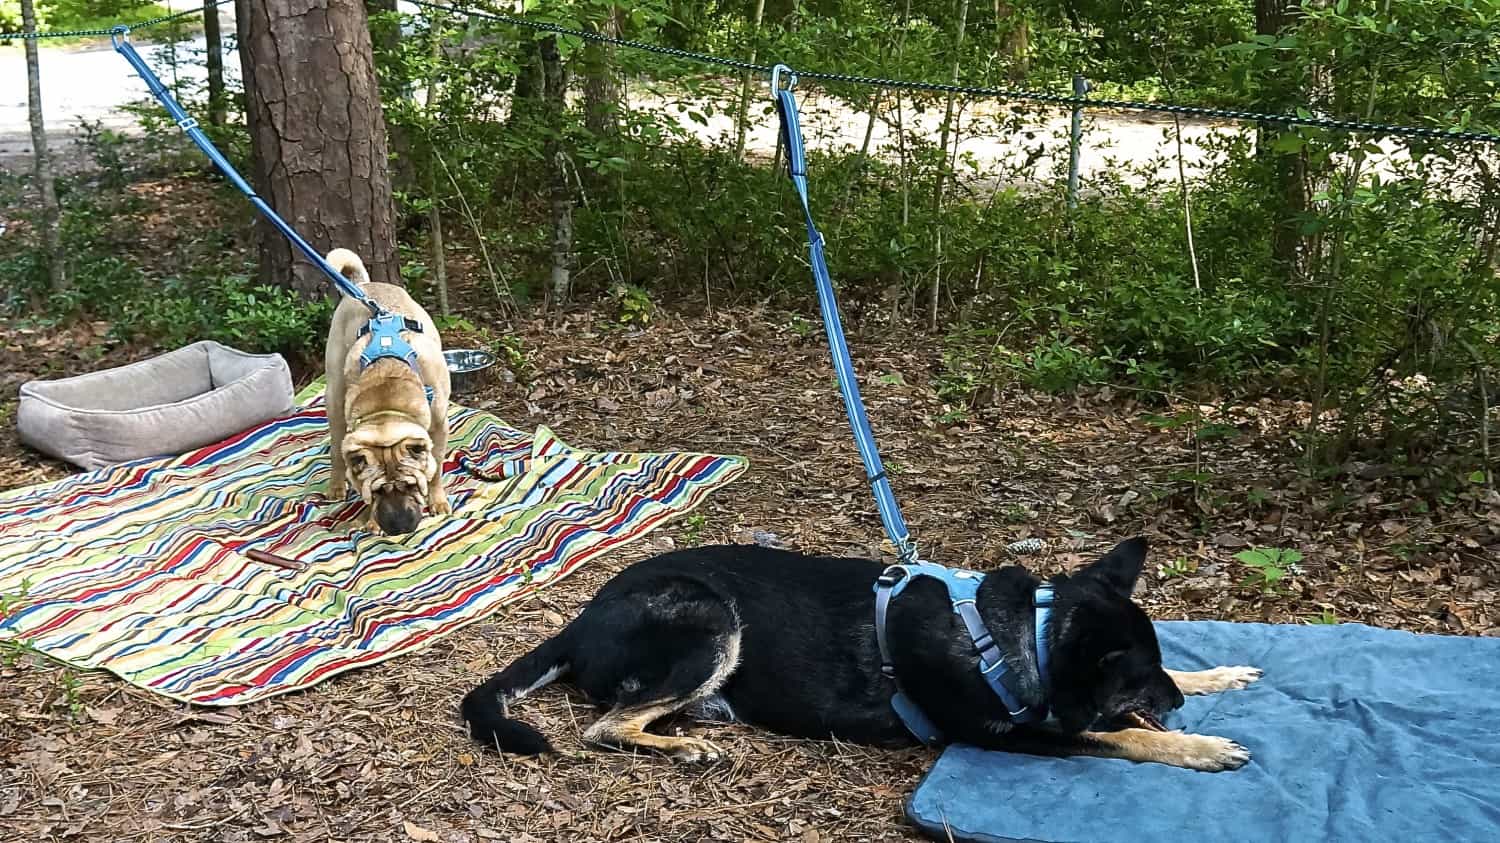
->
[1080,537,1147,597]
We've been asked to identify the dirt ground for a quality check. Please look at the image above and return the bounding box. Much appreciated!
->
[2,183,1499,842]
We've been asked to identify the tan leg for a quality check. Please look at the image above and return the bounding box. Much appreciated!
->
[1167,666,1262,696]
[427,400,452,516]
[582,701,724,763]
[1068,729,1250,772]
[325,346,348,501]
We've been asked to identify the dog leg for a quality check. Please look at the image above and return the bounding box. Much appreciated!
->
[1167,666,1262,696]
[427,399,452,516]
[1003,727,1250,772]
[583,701,726,763]
[327,407,348,500]
[581,629,740,764]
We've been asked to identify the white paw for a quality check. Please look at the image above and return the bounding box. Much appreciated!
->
[1174,733,1251,772]
[1206,665,1262,691]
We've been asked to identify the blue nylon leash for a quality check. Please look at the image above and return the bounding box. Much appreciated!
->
[772,65,917,566]
[109,26,382,316]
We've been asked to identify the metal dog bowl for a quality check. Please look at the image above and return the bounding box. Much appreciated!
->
[444,348,497,395]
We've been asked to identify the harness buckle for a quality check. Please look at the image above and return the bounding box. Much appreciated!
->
[880,664,896,679]
[876,570,904,589]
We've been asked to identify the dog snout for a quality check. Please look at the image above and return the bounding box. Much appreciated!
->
[374,493,423,535]
[1158,673,1186,711]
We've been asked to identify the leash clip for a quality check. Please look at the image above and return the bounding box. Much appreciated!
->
[109,24,131,49]
[770,63,797,97]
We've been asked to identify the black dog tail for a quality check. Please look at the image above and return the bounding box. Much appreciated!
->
[460,632,571,755]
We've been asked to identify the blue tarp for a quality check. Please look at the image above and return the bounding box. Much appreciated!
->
[907,621,1500,842]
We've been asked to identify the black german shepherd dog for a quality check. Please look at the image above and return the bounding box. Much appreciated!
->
[462,539,1260,771]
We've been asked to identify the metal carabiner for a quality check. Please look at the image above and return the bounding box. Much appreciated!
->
[769,64,797,98]
[109,24,131,50]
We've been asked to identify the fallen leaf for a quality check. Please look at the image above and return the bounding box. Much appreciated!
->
[404,820,441,842]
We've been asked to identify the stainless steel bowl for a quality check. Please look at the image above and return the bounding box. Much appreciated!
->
[444,348,497,395]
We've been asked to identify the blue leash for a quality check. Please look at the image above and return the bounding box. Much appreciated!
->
[109,26,381,316]
[772,65,917,565]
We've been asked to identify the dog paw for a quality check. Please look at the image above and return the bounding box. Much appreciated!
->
[328,480,347,500]
[429,493,453,516]
[1171,665,1263,695]
[1171,734,1251,772]
[1204,665,1262,691]
[668,737,725,765]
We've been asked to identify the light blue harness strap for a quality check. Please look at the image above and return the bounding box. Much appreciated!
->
[1034,583,1056,692]
[874,562,1051,743]
[773,66,915,565]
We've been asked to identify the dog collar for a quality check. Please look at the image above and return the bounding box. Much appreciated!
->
[873,561,1054,745]
[357,312,435,404]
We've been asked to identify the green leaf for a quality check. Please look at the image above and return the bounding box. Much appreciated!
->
[1471,470,1488,484]
[1235,549,1272,567]
[1272,133,1306,154]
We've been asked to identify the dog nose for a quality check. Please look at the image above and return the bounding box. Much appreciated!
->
[375,497,422,535]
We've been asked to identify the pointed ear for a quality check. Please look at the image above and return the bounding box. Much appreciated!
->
[1082,537,1148,597]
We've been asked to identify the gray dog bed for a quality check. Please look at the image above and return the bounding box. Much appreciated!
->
[17,340,294,470]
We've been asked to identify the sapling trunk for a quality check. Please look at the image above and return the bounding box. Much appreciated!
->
[21,0,65,294]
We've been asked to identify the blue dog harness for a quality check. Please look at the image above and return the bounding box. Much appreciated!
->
[873,561,1055,745]
[357,312,435,404]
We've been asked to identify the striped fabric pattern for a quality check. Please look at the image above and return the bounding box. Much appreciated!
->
[0,383,746,705]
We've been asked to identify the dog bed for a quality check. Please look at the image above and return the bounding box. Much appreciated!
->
[906,620,1500,843]
[17,340,294,470]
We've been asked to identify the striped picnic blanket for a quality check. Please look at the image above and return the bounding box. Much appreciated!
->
[0,383,745,705]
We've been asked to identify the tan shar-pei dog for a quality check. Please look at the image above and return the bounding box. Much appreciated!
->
[323,248,451,534]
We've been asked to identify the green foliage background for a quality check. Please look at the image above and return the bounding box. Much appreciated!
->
[3,0,1497,477]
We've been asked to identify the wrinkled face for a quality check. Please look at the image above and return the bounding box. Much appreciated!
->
[343,424,438,535]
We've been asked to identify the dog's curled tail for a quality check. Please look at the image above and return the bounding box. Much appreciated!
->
[324,247,370,287]
[460,632,570,755]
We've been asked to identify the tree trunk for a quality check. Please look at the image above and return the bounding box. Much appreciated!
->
[236,0,400,294]
[929,0,971,331]
[425,8,449,317]
[21,0,64,293]
[540,36,574,306]
[995,1,1028,79]
[582,5,622,139]
[507,43,543,132]
[1256,0,1309,276]
[733,0,767,161]
[203,0,226,126]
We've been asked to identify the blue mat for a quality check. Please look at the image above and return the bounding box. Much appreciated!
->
[907,621,1500,842]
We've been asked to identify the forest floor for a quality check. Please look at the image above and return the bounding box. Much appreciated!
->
[2,174,1498,842]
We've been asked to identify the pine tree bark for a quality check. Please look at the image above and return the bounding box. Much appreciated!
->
[236,0,400,295]
[1256,0,1309,276]
[21,0,64,293]
[204,0,227,126]
[582,5,622,140]
[994,1,1028,79]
